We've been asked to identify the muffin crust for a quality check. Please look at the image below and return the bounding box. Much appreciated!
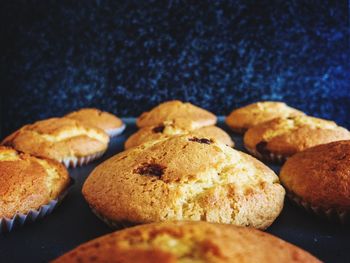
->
[2,117,110,163]
[52,221,320,263]
[0,146,70,219]
[244,115,350,160]
[125,122,234,149]
[83,134,285,230]
[136,100,217,129]
[226,101,304,134]
[65,108,124,136]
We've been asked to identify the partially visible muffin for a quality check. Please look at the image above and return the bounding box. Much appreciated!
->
[52,221,320,263]
[83,134,285,230]
[2,117,110,168]
[0,146,70,219]
[125,121,234,149]
[136,100,217,129]
[226,101,304,134]
[244,115,350,162]
[280,140,350,222]
[65,108,125,137]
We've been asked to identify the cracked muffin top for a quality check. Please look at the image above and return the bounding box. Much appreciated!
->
[0,146,70,219]
[136,100,217,129]
[226,101,304,134]
[125,122,234,149]
[244,115,350,160]
[65,108,125,137]
[83,134,285,230]
[52,221,320,263]
[2,117,110,163]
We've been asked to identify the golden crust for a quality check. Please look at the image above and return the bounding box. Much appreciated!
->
[2,117,110,162]
[136,100,217,129]
[83,134,285,230]
[244,115,350,158]
[226,101,304,134]
[65,108,124,134]
[125,123,234,149]
[280,140,350,211]
[0,146,70,219]
[52,221,320,263]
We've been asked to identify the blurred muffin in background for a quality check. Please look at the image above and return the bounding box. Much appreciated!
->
[65,108,125,137]
[136,100,217,129]
[226,101,304,134]
[244,115,350,163]
[2,117,109,168]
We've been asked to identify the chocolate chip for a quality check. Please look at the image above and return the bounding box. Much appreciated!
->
[152,125,165,133]
[256,141,270,155]
[188,137,213,144]
[134,163,165,177]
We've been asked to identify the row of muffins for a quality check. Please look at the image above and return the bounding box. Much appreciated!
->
[3,108,125,168]
[56,100,324,262]
[0,108,126,231]
[73,100,347,262]
[2,100,349,262]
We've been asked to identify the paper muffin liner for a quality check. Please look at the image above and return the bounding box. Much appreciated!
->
[90,207,137,229]
[0,180,74,234]
[245,146,287,163]
[107,124,126,138]
[286,190,349,224]
[62,150,106,168]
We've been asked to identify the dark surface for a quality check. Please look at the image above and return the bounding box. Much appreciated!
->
[0,118,349,263]
[1,0,350,137]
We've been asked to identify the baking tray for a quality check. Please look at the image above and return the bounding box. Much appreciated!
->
[0,117,348,263]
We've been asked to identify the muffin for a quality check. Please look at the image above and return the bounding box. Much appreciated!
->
[125,122,234,149]
[226,101,304,134]
[136,100,217,129]
[52,221,320,263]
[83,134,285,230]
[2,117,110,168]
[280,140,350,223]
[244,115,350,162]
[65,108,125,137]
[0,146,71,231]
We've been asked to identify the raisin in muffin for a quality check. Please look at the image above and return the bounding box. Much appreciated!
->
[136,100,217,129]
[226,101,304,134]
[83,134,285,230]
[125,122,234,149]
[2,117,109,168]
[65,108,125,137]
[244,115,350,162]
[52,221,320,263]
[280,140,350,223]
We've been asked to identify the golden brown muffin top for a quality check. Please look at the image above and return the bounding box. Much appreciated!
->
[83,134,284,229]
[2,117,109,161]
[136,100,217,129]
[226,101,304,133]
[244,115,350,157]
[52,221,320,263]
[125,122,234,149]
[65,108,124,132]
[280,140,350,210]
[0,146,70,219]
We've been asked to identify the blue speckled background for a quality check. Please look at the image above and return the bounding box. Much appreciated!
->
[1,0,349,137]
